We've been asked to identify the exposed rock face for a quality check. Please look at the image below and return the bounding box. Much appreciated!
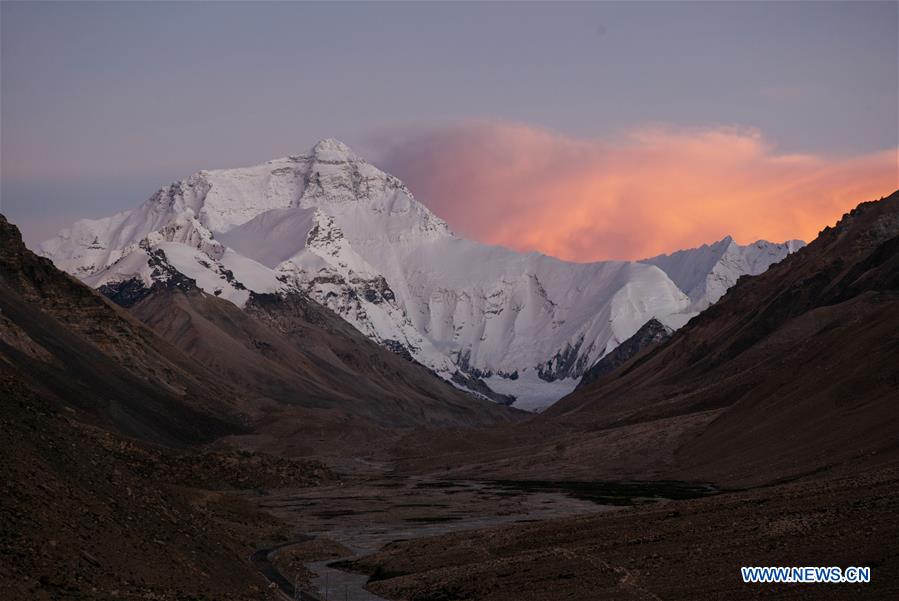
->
[576,318,672,389]
[97,247,198,307]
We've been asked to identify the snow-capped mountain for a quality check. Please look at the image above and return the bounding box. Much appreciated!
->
[641,236,805,310]
[39,139,801,410]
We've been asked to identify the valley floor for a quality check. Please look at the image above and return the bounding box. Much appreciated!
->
[244,462,898,601]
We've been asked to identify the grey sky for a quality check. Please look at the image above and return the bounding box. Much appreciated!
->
[2,1,897,245]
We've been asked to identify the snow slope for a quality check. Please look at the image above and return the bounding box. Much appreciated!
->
[641,236,805,310]
[39,139,801,410]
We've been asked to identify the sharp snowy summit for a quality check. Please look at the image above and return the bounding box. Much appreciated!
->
[641,235,805,310]
[39,139,804,410]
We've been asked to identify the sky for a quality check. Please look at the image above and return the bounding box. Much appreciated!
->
[2,1,897,259]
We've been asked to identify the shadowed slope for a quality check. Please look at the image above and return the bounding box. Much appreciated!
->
[385,192,899,488]
[0,214,243,445]
[123,278,522,429]
[550,191,899,485]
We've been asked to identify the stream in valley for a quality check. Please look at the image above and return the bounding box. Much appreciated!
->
[252,477,718,600]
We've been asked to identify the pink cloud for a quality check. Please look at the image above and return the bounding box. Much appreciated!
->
[377,122,898,261]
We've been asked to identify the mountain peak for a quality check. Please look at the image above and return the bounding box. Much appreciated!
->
[641,235,804,309]
[312,138,357,161]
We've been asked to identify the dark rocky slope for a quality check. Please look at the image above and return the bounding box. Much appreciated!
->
[1,214,338,599]
[386,192,899,488]
[0,215,244,445]
[0,374,327,601]
[350,192,899,601]
[118,279,521,428]
[576,318,672,390]
[549,191,899,485]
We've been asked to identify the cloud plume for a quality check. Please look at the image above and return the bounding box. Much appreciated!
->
[377,122,898,261]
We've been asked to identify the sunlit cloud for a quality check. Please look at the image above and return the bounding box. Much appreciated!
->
[377,121,898,261]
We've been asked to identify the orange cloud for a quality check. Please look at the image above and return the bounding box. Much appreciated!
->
[379,122,898,261]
